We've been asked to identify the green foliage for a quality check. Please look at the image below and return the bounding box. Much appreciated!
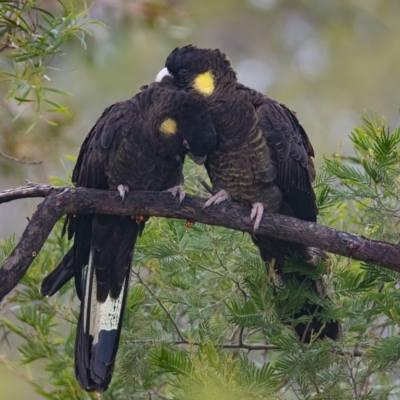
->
[0,0,103,125]
[149,342,280,400]
[323,113,400,242]
[0,234,15,265]
[3,114,400,399]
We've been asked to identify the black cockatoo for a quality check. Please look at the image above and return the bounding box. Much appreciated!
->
[156,45,340,342]
[40,79,216,392]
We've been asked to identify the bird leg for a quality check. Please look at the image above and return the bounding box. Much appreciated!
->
[250,202,264,231]
[166,185,186,205]
[117,184,129,202]
[185,219,195,230]
[135,215,149,224]
[203,189,230,208]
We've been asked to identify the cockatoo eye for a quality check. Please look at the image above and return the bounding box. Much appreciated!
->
[183,140,190,149]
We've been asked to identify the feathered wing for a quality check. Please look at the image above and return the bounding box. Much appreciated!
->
[257,99,317,222]
[253,98,341,341]
[42,100,144,392]
[69,101,137,299]
[40,247,74,296]
[41,101,139,298]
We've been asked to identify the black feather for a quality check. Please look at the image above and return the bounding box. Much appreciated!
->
[40,247,74,297]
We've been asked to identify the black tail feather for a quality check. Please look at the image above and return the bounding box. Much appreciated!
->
[294,310,342,343]
[252,234,341,343]
[40,248,75,297]
[75,216,139,392]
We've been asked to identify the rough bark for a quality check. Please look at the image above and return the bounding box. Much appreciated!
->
[1,183,400,301]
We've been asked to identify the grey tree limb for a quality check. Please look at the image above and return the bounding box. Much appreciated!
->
[1,183,400,301]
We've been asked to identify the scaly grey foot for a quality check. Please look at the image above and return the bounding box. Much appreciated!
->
[203,189,230,208]
[167,185,186,205]
[117,184,129,202]
[250,202,264,230]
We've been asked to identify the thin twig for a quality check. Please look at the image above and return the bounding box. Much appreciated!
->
[239,326,245,347]
[247,328,262,337]
[188,257,249,300]
[300,306,322,346]
[127,338,280,351]
[214,248,249,299]
[229,325,241,342]
[133,269,187,343]
[196,175,213,195]
[346,354,359,399]
[0,149,42,165]
[125,340,364,357]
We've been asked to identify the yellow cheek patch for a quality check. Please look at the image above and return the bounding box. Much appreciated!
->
[160,118,177,135]
[193,71,214,96]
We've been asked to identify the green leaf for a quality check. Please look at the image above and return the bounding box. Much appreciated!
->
[150,344,193,376]
[44,98,71,116]
[42,87,73,96]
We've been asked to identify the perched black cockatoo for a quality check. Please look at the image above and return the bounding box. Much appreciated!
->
[40,79,216,392]
[156,45,341,342]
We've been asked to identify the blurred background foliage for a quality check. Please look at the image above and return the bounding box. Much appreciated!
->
[1,0,400,398]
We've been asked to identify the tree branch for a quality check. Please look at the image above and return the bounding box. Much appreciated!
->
[0,182,62,204]
[126,338,280,351]
[1,183,400,301]
[133,269,187,343]
[0,149,43,165]
[125,340,364,357]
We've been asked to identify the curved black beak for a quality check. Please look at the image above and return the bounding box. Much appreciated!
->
[188,153,207,165]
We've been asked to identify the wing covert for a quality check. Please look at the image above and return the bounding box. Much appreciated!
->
[72,99,138,190]
[257,100,317,222]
